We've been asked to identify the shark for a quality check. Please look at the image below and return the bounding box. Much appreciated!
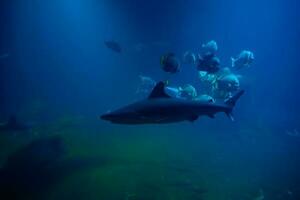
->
[100,82,244,124]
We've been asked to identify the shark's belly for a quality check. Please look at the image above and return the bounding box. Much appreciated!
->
[137,102,196,123]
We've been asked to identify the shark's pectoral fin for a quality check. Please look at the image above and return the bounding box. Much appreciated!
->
[187,115,199,122]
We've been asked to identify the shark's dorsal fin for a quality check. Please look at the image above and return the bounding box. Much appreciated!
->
[148,81,171,99]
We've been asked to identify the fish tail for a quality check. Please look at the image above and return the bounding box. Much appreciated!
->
[231,57,235,68]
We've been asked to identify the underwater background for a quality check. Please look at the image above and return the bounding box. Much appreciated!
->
[0,0,300,199]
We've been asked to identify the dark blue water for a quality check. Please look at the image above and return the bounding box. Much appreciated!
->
[0,0,299,200]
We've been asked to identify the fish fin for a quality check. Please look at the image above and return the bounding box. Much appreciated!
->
[231,57,235,68]
[148,82,171,99]
[199,71,207,77]
[197,54,202,60]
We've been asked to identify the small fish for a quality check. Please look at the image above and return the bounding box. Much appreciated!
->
[231,50,254,70]
[136,75,157,95]
[178,84,197,100]
[165,86,182,98]
[215,73,240,93]
[197,53,220,74]
[104,40,122,53]
[139,75,156,85]
[201,40,218,55]
[160,53,181,74]
[194,94,215,103]
[183,51,196,65]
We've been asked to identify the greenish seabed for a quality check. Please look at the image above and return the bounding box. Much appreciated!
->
[0,116,297,200]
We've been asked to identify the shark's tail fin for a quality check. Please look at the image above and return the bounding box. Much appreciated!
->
[224,90,245,121]
[224,90,245,107]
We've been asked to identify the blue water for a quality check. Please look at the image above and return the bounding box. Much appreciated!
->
[0,0,299,200]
